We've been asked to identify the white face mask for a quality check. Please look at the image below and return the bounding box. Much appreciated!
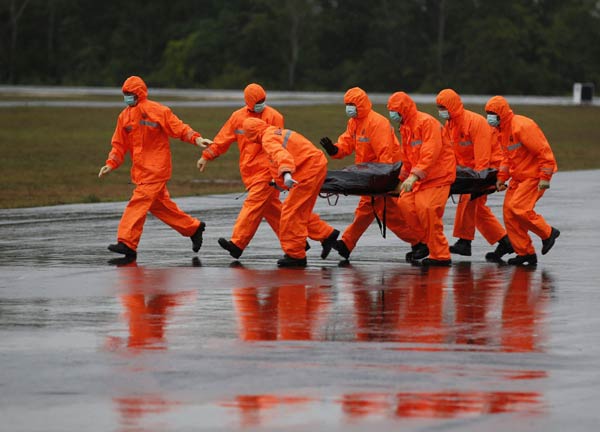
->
[389,111,402,123]
[438,110,450,120]
[124,94,136,106]
[253,102,266,113]
[345,105,357,118]
[487,114,500,127]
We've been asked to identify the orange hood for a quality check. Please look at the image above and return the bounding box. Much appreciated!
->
[242,117,269,143]
[485,96,514,130]
[122,76,148,101]
[387,92,418,124]
[436,88,464,118]
[244,83,267,111]
[344,87,372,119]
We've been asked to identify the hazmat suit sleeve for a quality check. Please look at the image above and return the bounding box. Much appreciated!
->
[161,107,201,144]
[471,117,494,171]
[202,113,237,161]
[399,126,412,181]
[411,118,443,179]
[518,124,557,181]
[367,118,397,163]
[332,122,357,159]
[106,116,129,170]
[261,129,296,176]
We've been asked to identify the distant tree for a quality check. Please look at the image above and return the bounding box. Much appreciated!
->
[3,0,31,83]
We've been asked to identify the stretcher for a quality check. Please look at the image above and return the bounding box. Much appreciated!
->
[320,162,498,199]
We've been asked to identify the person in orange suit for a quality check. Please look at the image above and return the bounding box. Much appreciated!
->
[485,96,560,266]
[319,87,427,261]
[243,117,336,267]
[98,75,212,257]
[387,92,456,266]
[197,83,339,260]
[436,89,513,261]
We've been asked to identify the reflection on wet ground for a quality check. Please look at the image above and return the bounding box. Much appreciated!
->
[1,170,600,431]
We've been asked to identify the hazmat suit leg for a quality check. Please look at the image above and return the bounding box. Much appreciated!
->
[279,166,327,259]
[307,213,335,242]
[414,185,452,260]
[453,194,506,244]
[502,178,552,256]
[340,196,376,251]
[148,183,201,236]
[231,181,282,250]
[117,183,160,250]
[383,195,426,245]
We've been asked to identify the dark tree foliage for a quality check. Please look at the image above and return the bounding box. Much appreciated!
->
[1,0,598,94]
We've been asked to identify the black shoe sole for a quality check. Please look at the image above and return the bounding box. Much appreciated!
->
[107,243,136,257]
[321,229,340,259]
[507,254,538,266]
[191,222,206,252]
[218,238,243,259]
[541,228,560,255]
[449,246,472,256]
[277,259,307,268]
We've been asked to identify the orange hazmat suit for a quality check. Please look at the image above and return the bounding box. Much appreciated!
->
[105,76,203,251]
[330,87,424,251]
[243,118,333,259]
[201,83,284,250]
[387,92,456,261]
[436,89,506,245]
[485,96,557,256]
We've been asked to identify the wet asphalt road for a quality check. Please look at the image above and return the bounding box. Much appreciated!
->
[1,169,599,431]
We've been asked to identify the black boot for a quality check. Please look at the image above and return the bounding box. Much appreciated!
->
[190,222,206,252]
[420,258,452,267]
[449,238,472,256]
[541,227,560,255]
[321,229,340,259]
[406,242,429,262]
[108,241,137,257]
[485,235,514,262]
[334,239,351,260]
[218,237,243,259]
[507,253,537,266]
[277,254,307,267]
[108,255,137,266]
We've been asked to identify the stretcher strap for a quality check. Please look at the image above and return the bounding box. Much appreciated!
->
[319,192,340,206]
[372,196,387,238]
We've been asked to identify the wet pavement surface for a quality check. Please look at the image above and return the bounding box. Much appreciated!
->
[1,170,599,431]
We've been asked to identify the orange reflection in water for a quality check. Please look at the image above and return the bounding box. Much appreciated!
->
[342,391,541,418]
[232,267,332,341]
[107,260,195,431]
[502,267,551,352]
[221,395,314,428]
[106,261,196,352]
[226,265,551,426]
[351,266,450,346]
[114,395,182,430]
[222,389,541,426]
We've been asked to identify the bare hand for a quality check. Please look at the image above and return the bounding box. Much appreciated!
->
[197,157,208,172]
[400,174,418,193]
[195,137,213,148]
[98,165,112,178]
[496,180,507,191]
[538,179,550,190]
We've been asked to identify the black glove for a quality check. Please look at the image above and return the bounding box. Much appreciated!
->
[319,137,338,156]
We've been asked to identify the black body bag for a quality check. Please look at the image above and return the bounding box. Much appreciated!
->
[450,166,498,200]
[320,162,402,196]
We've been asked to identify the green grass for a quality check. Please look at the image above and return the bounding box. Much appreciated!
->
[0,103,598,208]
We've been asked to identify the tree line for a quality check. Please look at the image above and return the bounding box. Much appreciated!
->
[2,0,599,95]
